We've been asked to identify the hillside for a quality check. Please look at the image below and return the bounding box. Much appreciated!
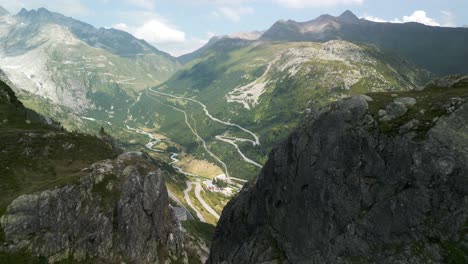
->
[0,80,186,263]
[260,10,468,75]
[0,7,180,123]
[209,77,468,264]
[139,39,430,180]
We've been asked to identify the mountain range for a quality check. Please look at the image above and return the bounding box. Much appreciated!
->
[0,6,467,263]
[0,7,179,114]
[258,10,468,75]
[0,6,466,193]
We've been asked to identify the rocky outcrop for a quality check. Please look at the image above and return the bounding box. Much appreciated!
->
[209,90,468,263]
[1,152,185,263]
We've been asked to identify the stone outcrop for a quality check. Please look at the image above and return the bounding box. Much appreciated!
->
[1,152,185,263]
[208,92,468,263]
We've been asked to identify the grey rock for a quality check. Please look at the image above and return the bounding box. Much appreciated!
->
[0,152,185,263]
[378,109,388,117]
[395,97,417,107]
[385,101,408,118]
[361,95,374,102]
[399,119,420,134]
[208,97,468,264]
[380,114,395,122]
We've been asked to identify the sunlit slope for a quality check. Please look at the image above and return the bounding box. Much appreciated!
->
[0,8,180,118]
[133,39,430,180]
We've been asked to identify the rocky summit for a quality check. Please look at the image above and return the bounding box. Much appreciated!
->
[208,81,468,264]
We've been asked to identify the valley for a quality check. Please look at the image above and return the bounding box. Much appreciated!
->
[0,5,467,263]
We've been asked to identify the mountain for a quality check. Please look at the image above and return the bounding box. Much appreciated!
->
[209,78,468,263]
[178,36,224,64]
[179,31,263,64]
[0,7,180,115]
[146,38,430,180]
[260,10,468,75]
[0,6,9,16]
[15,7,172,58]
[0,71,49,127]
[229,30,264,40]
[0,79,187,263]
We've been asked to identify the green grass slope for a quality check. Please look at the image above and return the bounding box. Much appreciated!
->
[138,39,430,180]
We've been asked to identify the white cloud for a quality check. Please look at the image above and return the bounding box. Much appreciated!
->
[113,9,212,56]
[113,23,131,32]
[440,10,456,27]
[157,35,212,56]
[276,0,363,8]
[362,10,456,27]
[397,10,440,26]
[114,19,185,45]
[361,14,387,23]
[179,0,254,4]
[212,6,254,22]
[126,0,155,10]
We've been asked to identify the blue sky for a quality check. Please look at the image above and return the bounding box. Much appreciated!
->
[0,0,467,56]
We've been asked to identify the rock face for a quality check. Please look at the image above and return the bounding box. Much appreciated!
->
[1,152,185,263]
[208,94,468,263]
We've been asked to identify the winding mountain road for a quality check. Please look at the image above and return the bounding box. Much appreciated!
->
[187,181,220,220]
[125,125,163,152]
[183,182,206,222]
[149,88,260,146]
[215,135,263,168]
[148,89,263,175]
[167,190,195,221]
[146,92,230,177]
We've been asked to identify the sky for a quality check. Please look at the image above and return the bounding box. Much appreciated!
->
[0,0,467,56]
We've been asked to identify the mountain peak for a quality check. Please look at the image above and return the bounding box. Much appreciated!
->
[17,7,54,19]
[0,5,10,16]
[18,8,28,16]
[338,10,359,22]
[37,7,51,13]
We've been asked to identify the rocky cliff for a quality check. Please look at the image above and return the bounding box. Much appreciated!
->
[0,79,186,263]
[208,80,468,263]
[1,152,185,263]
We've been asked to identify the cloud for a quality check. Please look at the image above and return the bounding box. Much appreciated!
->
[212,6,254,22]
[114,19,185,44]
[276,0,363,8]
[440,10,456,27]
[178,0,254,4]
[0,0,91,17]
[362,10,456,27]
[114,9,212,56]
[397,10,440,26]
[157,35,212,56]
[361,14,387,23]
[125,0,155,10]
